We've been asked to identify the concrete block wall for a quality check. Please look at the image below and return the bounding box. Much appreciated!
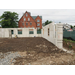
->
[0,28,42,38]
[56,23,63,48]
[0,23,63,49]
[42,23,63,49]
[0,29,9,38]
[42,23,55,44]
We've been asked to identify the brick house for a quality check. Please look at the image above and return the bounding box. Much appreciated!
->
[18,11,42,29]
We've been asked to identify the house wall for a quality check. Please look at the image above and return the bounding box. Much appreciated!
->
[35,16,42,29]
[18,12,36,28]
[18,11,42,29]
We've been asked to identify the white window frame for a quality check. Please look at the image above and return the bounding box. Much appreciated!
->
[28,18,30,21]
[24,18,26,21]
[37,23,40,26]
[37,20,40,22]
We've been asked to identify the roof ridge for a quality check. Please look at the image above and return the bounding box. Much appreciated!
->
[32,16,42,20]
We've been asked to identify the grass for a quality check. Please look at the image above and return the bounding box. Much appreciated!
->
[63,38,75,43]
[69,45,72,49]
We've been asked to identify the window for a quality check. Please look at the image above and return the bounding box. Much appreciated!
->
[37,23,40,26]
[37,29,41,34]
[26,23,28,25]
[48,28,49,36]
[37,20,40,22]
[29,31,34,34]
[22,23,24,25]
[26,13,28,16]
[30,22,32,25]
[24,18,26,21]
[18,30,22,34]
[28,18,30,21]
[11,30,14,34]
[29,29,34,34]
[37,27,40,30]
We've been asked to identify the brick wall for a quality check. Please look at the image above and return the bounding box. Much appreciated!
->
[18,11,42,29]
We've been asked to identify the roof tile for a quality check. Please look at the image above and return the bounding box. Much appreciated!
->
[32,16,42,20]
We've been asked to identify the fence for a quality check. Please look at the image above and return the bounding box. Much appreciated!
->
[63,29,75,40]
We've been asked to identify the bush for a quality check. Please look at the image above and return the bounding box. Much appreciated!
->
[69,45,72,49]
[63,39,68,42]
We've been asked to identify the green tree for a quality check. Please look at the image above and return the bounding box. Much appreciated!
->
[0,11,18,28]
[45,20,52,25]
[70,25,73,29]
[49,21,52,23]
[45,20,49,25]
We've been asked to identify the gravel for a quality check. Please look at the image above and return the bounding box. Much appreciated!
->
[0,52,21,65]
[63,48,74,54]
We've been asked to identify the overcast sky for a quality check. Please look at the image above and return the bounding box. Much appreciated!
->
[0,9,75,25]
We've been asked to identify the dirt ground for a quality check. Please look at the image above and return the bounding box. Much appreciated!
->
[63,40,75,51]
[0,37,75,65]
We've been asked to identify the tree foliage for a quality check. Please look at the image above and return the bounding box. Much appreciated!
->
[0,11,18,28]
[45,20,52,26]
[70,25,73,29]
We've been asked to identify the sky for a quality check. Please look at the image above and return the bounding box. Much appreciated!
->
[0,9,75,26]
